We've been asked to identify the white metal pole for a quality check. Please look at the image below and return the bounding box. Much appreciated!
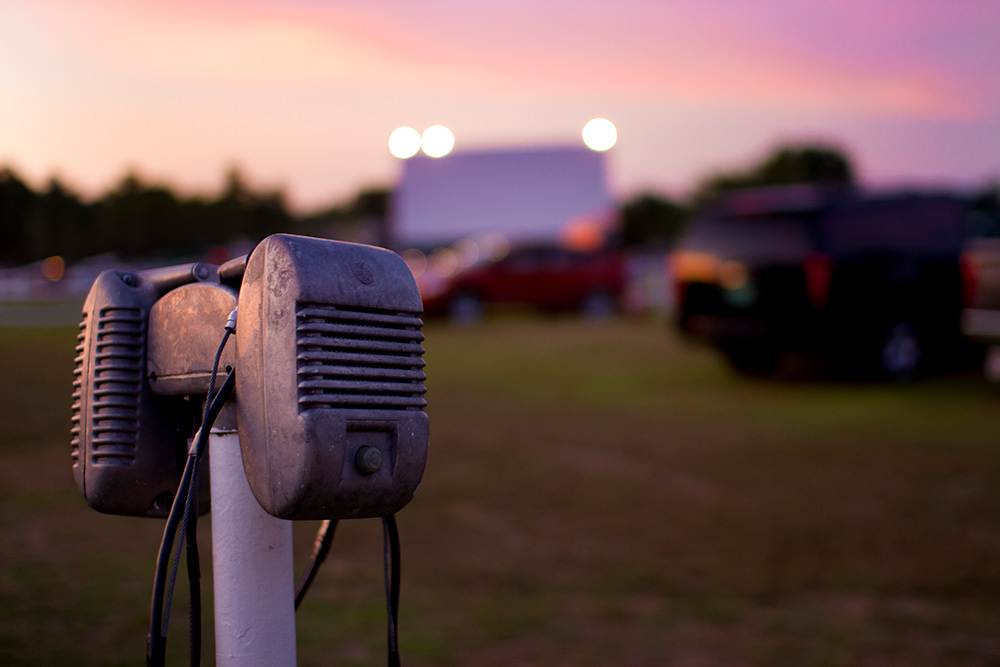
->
[210,426,297,667]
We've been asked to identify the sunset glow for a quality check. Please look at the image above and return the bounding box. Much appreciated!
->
[0,0,997,210]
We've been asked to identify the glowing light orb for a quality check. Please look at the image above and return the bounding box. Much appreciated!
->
[560,217,606,252]
[388,126,422,159]
[41,255,66,282]
[480,233,510,262]
[453,237,480,269]
[582,118,617,151]
[421,125,455,158]
[401,248,427,277]
[429,246,459,277]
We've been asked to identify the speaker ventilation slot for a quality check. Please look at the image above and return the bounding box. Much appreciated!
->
[296,302,426,411]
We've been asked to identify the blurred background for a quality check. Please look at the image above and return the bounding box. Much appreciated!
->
[3,1,1000,665]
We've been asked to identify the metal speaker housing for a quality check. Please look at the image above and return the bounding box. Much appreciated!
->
[147,282,238,397]
[72,270,186,517]
[236,234,429,520]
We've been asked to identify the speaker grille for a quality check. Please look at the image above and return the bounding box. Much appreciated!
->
[296,302,427,411]
[70,312,87,467]
[88,307,144,465]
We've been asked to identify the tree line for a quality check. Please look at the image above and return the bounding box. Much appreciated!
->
[4,142,992,265]
[619,143,999,246]
[0,166,385,265]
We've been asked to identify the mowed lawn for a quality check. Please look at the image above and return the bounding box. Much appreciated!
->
[3,318,1000,666]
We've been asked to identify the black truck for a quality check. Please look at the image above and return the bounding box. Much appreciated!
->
[671,185,975,379]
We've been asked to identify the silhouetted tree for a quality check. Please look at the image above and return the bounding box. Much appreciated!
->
[30,177,90,261]
[0,164,301,263]
[692,143,855,208]
[209,166,292,244]
[294,187,391,246]
[351,188,390,221]
[971,182,1000,215]
[756,145,853,184]
[969,182,1000,237]
[0,168,38,263]
[350,187,391,246]
[619,194,690,246]
[95,172,181,257]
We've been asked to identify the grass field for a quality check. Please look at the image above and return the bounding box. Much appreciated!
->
[3,318,1000,665]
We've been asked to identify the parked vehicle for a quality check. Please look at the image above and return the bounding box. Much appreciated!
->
[671,185,974,379]
[959,227,1000,379]
[420,243,626,323]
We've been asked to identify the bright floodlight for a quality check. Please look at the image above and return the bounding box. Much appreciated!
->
[389,126,422,159]
[421,125,455,158]
[582,118,617,151]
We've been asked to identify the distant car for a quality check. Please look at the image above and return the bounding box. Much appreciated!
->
[420,243,626,323]
[959,230,1000,379]
[671,186,973,379]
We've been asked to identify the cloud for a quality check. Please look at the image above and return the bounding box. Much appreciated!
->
[57,0,989,121]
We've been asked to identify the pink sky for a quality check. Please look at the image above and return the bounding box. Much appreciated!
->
[1,0,998,210]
